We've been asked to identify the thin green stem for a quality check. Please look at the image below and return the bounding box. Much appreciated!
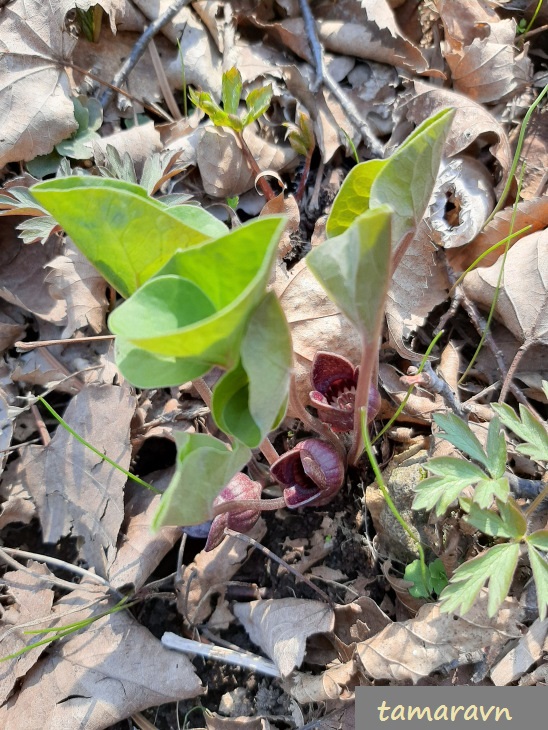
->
[37,396,160,495]
[361,408,428,592]
[373,330,444,445]
[524,481,548,518]
[484,82,548,226]
[520,0,544,36]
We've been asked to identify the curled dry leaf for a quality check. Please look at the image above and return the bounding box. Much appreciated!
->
[0,454,36,530]
[447,197,548,272]
[463,230,548,348]
[0,563,55,706]
[177,518,267,625]
[386,220,450,360]
[234,598,335,678]
[395,81,512,190]
[45,242,109,338]
[285,662,357,704]
[17,384,135,576]
[379,363,444,422]
[429,156,495,248]
[205,714,270,730]
[356,596,522,683]
[490,617,548,686]
[0,582,203,729]
[436,0,531,104]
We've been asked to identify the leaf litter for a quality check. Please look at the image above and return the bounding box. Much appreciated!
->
[1,0,548,728]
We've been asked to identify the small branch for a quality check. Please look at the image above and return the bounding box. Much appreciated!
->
[162,631,280,677]
[1,547,112,589]
[31,403,51,446]
[16,335,115,352]
[148,37,182,120]
[525,479,548,518]
[224,528,334,606]
[298,0,323,92]
[400,361,464,418]
[0,548,82,592]
[101,0,193,108]
[499,342,529,404]
[295,148,314,204]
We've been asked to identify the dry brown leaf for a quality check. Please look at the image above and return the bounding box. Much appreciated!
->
[379,363,444,422]
[491,618,548,686]
[0,562,55,705]
[18,384,135,575]
[45,242,108,338]
[0,582,203,729]
[0,0,122,166]
[197,127,297,198]
[273,259,361,413]
[397,81,512,188]
[463,230,548,348]
[0,390,13,481]
[0,302,26,355]
[519,110,548,199]
[260,192,300,258]
[0,219,66,325]
[233,598,335,678]
[178,518,267,625]
[286,661,357,703]
[108,471,182,592]
[356,596,522,683]
[0,453,36,529]
[436,0,530,103]
[386,220,450,360]
[447,197,548,272]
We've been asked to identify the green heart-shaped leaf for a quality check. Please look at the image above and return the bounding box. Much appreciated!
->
[31,177,212,298]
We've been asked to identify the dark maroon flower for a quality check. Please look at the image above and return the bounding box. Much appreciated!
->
[309,351,380,432]
[271,439,345,508]
[205,473,262,551]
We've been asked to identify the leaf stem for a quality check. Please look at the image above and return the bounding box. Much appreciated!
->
[524,479,548,518]
[37,396,160,495]
[348,338,377,465]
[361,408,429,591]
[235,130,275,200]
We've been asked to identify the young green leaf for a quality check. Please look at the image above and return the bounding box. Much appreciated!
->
[212,292,291,447]
[108,216,285,366]
[222,67,243,116]
[152,433,251,529]
[370,109,454,256]
[433,413,489,469]
[491,403,548,463]
[526,545,548,620]
[526,530,548,551]
[404,558,448,599]
[326,159,387,237]
[462,497,526,539]
[31,177,211,298]
[326,109,454,248]
[306,206,392,341]
[485,417,507,478]
[472,477,509,509]
[413,457,486,515]
[242,84,273,126]
[189,88,235,128]
[440,542,520,616]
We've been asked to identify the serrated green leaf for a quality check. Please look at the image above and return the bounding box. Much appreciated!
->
[527,530,548,551]
[527,545,548,620]
[222,67,243,116]
[427,457,486,481]
[108,216,285,367]
[473,477,509,509]
[326,159,386,237]
[485,417,507,478]
[152,433,251,529]
[413,475,474,515]
[31,177,211,298]
[243,84,273,126]
[464,497,525,538]
[491,403,548,463]
[306,206,392,343]
[433,413,489,469]
[440,542,520,616]
[430,558,449,595]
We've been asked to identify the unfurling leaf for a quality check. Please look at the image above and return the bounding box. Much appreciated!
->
[152,433,251,529]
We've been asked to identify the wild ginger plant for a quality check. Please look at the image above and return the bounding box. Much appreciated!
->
[29,104,455,579]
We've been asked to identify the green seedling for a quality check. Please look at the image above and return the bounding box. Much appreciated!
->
[413,408,548,619]
[404,558,448,599]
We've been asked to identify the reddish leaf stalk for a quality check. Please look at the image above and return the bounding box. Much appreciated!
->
[348,338,378,466]
[235,130,276,201]
[295,147,313,204]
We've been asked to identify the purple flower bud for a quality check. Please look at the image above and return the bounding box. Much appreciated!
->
[309,351,380,432]
[205,473,262,551]
[270,439,345,508]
